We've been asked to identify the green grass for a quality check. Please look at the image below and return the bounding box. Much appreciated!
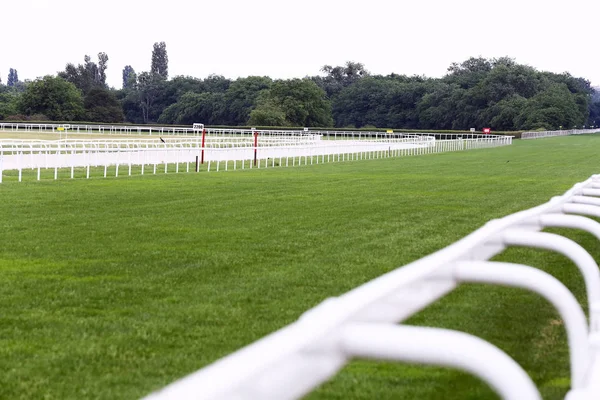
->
[1,136,600,399]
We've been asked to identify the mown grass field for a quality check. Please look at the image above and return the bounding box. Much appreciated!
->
[1,136,600,399]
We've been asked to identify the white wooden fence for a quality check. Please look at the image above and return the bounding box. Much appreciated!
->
[521,128,600,139]
[144,175,600,400]
[0,122,510,141]
[0,133,513,183]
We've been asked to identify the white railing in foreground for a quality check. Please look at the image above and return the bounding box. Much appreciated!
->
[144,175,600,400]
[0,135,512,183]
[521,128,600,139]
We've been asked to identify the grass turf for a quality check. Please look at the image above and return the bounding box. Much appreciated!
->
[1,135,600,399]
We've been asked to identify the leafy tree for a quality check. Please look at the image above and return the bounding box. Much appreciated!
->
[118,75,205,124]
[479,95,528,131]
[332,75,432,128]
[7,68,19,87]
[250,79,333,127]
[167,75,205,96]
[417,83,467,130]
[98,52,109,86]
[0,90,20,119]
[387,78,434,129]
[589,100,600,127]
[247,103,287,126]
[446,57,493,89]
[116,89,144,124]
[202,74,231,93]
[589,88,600,127]
[158,92,227,125]
[473,63,541,104]
[122,65,137,90]
[84,88,125,122]
[136,71,167,123]
[59,53,109,94]
[332,76,393,128]
[146,75,208,123]
[313,61,368,98]
[225,76,272,125]
[514,83,584,130]
[541,72,592,123]
[18,76,85,121]
[151,42,168,80]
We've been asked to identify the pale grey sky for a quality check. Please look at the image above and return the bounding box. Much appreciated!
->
[2,0,599,89]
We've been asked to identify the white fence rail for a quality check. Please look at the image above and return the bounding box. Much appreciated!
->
[0,133,512,183]
[144,175,600,400]
[0,122,511,141]
[0,122,206,136]
[521,128,600,139]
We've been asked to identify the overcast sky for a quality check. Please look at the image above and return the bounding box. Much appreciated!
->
[2,0,599,89]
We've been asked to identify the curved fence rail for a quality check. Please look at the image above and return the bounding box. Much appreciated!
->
[0,133,512,183]
[521,128,600,139]
[143,175,600,400]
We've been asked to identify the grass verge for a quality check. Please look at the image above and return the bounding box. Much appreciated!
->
[1,136,599,399]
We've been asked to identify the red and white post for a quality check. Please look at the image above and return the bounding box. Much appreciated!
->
[201,128,206,164]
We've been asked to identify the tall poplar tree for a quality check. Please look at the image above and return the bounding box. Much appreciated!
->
[7,68,19,87]
[151,42,168,80]
[122,65,136,89]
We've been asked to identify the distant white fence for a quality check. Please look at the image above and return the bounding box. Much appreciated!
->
[521,128,600,139]
[0,122,510,141]
[0,122,204,136]
[0,132,512,183]
[144,175,600,400]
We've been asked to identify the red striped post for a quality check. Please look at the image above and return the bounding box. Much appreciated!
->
[200,128,206,164]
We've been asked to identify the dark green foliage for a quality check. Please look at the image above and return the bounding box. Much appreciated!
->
[0,90,19,120]
[98,52,108,86]
[151,42,168,80]
[417,83,465,130]
[155,75,267,126]
[514,84,583,130]
[122,65,136,90]
[201,74,230,93]
[7,68,18,87]
[4,55,597,129]
[245,102,287,126]
[17,76,85,121]
[84,88,125,123]
[588,91,600,127]
[125,74,233,125]
[313,61,369,98]
[116,89,144,124]
[157,92,227,125]
[59,53,109,94]
[136,72,168,123]
[329,57,593,130]
[165,76,205,99]
[446,56,494,89]
[224,76,272,125]
[333,76,433,129]
[249,79,333,127]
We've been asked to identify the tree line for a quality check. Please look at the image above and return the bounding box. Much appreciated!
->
[1,44,599,131]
